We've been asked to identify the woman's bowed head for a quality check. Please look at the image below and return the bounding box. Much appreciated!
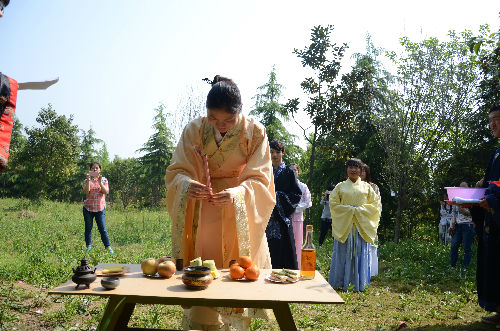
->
[345,158,363,183]
[187,75,241,206]
[204,75,241,134]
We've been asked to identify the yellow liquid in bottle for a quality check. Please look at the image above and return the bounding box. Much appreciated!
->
[300,248,316,279]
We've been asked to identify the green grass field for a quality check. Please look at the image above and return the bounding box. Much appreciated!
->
[0,198,495,330]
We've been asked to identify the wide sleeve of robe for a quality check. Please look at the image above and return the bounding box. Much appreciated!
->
[329,179,381,244]
[227,120,276,268]
[295,182,312,213]
[165,118,205,265]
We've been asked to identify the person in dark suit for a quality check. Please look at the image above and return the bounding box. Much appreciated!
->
[471,104,500,326]
[265,139,302,269]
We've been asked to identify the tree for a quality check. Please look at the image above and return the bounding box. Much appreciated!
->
[137,103,176,207]
[79,127,102,169]
[377,31,480,243]
[284,25,348,203]
[107,156,142,208]
[0,116,26,196]
[300,36,393,232]
[97,142,110,169]
[17,104,80,200]
[250,67,300,162]
[170,84,205,140]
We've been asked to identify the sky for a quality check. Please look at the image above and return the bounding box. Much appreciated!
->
[1,0,499,159]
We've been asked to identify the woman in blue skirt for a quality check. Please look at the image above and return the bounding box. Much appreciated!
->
[328,158,381,291]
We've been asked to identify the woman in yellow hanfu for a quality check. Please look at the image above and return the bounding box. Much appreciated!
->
[328,158,381,292]
[165,75,276,330]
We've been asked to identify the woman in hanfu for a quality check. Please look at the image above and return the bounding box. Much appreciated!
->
[165,75,276,330]
[328,158,381,292]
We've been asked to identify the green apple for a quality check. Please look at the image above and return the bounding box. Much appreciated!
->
[141,258,158,276]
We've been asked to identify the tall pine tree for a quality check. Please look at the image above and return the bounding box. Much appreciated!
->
[137,103,176,207]
[250,67,300,163]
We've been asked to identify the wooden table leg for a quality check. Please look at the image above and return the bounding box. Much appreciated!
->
[273,302,297,331]
[98,296,136,331]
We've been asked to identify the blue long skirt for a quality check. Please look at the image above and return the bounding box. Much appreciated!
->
[328,229,371,292]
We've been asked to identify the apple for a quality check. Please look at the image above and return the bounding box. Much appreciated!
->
[141,258,158,276]
[157,261,176,278]
[157,256,171,264]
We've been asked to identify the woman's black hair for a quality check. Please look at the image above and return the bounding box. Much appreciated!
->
[345,158,363,169]
[0,0,9,8]
[362,163,372,183]
[269,139,285,152]
[327,184,334,191]
[89,161,101,170]
[204,75,242,114]
[345,158,363,176]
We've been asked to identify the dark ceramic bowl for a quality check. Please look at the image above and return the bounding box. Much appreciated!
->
[183,266,211,275]
[182,266,212,290]
[101,277,120,290]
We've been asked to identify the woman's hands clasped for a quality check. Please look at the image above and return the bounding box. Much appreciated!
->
[188,181,213,199]
[209,190,234,206]
[188,181,234,206]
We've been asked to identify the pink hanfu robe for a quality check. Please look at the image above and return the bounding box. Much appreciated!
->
[165,114,276,329]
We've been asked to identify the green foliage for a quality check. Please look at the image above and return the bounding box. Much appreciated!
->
[0,117,25,197]
[15,105,81,200]
[136,103,176,207]
[106,157,142,208]
[250,67,301,163]
[377,31,480,242]
[285,24,348,213]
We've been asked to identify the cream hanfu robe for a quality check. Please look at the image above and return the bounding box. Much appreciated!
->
[328,177,381,292]
[165,114,276,329]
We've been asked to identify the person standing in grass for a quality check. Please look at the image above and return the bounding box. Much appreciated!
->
[318,184,334,246]
[449,181,475,269]
[289,163,312,267]
[83,162,114,255]
[165,75,275,330]
[266,139,302,270]
[328,158,381,292]
[439,194,453,244]
[471,104,500,326]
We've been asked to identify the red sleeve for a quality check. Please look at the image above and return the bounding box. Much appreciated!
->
[0,76,19,170]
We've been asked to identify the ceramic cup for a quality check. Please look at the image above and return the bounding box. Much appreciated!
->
[101,277,120,290]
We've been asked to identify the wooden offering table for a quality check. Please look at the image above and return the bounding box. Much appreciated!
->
[50,264,343,331]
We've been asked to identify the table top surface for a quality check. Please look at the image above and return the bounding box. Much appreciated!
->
[50,264,343,305]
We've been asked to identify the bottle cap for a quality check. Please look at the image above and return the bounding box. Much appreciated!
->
[306,224,313,231]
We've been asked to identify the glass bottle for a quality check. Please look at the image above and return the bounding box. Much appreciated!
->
[300,224,316,279]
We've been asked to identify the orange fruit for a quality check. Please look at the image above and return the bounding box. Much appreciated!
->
[237,256,252,269]
[244,264,260,280]
[229,264,245,279]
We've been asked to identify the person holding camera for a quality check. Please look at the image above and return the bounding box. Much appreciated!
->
[83,162,113,254]
[319,184,334,246]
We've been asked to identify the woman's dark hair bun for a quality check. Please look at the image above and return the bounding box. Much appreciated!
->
[205,75,242,114]
[203,75,236,87]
